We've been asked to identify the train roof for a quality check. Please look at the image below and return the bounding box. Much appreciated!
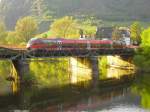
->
[30,37,113,42]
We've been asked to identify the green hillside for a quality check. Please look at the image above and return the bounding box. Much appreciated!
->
[0,0,150,29]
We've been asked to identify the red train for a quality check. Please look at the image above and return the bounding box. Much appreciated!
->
[26,38,127,50]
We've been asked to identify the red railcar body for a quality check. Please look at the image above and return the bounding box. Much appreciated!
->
[26,38,124,50]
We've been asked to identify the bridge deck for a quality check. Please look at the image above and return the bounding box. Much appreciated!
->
[0,46,135,59]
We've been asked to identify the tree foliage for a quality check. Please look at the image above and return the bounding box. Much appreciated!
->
[130,21,142,43]
[78,17,97,38]
[1,0,150,29]
[141,28,150,48]
[50,16,97,39]
[6,31,23,45]
[15,16,38,42]
[134,28,150,71]
[50,16,79,38]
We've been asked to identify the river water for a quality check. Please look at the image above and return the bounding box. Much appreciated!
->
[0,60,150,112]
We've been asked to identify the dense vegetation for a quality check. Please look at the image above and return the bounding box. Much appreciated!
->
[134,28,150,72]
[1,0,150,29]
[0,15,98,45]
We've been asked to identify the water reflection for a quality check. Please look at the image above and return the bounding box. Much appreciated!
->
[33,86,131,112]
[132,73,150,109]
[70,57,92,83]
[0,61,20,110]
[106,67,135,79]
[0,59,149,111]
[0,60,12,95]
[29,58,70,88]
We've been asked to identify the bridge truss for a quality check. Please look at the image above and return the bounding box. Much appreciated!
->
[0,47,135,60]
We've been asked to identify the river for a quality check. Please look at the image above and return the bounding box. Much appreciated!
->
[0,60,149,112]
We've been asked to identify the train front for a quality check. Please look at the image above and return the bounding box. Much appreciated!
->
[26,38,41,50]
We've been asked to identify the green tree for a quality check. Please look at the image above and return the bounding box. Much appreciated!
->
[0,21,7,44]
[79,17,97,38]
[133,28,150,71]
[15,16,38,42]
[141,28,150,48]
[6,31,23,45]
[50,16,79,38]
[130,21,142,44]
[77,16,100,38]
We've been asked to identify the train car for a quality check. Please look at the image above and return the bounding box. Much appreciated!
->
[26,38,120,50]
[27,38,60,50]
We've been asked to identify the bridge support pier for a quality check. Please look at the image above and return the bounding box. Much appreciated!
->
[12,59,30,83]
[70,57,100,91]
[11,59,31,109]
[90,57,99,91]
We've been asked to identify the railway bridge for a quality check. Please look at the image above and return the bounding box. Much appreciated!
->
[0,47,135,59]
[0,46,136,91]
